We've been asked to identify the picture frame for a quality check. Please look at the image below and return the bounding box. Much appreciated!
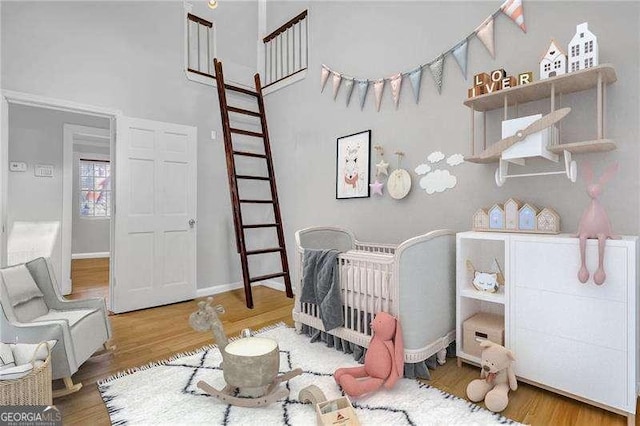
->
[336,130,371,199]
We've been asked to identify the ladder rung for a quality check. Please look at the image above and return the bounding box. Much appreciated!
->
[224,84,258,97]
[249,272,288,283]
[230,128,264,138]
[236,175,270,181]
[228,106,261,117]
[242,223,279,229]
[239,199,274,204]
[233,151,267,159]
[246,247,284,256]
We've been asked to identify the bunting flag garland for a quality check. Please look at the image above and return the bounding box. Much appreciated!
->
[332,72,342,99]
[389,73,403,108]
[356,80,370,110]
[373,79,385,112]
[476,17,495,59]
[408,67,423,104]
[343,79,355,106]
[320,0,527,110]
[452,40,469,79]
[428,55,445,94]
[320,65,330,93]
[501,0,526,33]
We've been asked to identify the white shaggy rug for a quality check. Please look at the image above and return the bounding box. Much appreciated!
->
[98,324,519,425]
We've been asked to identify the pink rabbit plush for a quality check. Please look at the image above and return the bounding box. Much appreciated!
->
[575,162,620,285]
[334,312,404,397]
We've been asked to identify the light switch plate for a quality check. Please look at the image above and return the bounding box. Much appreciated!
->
[34,164,54,177]
[9,162,27,172]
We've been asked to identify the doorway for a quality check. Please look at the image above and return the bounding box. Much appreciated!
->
[64,124,111,303]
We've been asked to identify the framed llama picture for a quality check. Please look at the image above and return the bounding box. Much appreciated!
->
[336,130,371,199]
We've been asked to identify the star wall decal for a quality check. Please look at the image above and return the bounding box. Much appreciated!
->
[375,159,389,176]
[370,180,384,196]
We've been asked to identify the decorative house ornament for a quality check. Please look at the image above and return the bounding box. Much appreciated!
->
[473,199,560,234]
[320,0,529,109]
[568,22,598,73]
[539,39,567,79]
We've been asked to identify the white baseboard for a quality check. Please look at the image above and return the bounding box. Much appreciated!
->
[196,279,286,298]
[72,251,110,260]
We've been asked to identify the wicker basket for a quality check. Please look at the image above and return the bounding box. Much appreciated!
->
[0,342,52,406]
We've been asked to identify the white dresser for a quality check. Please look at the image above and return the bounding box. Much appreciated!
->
[456,232,638,424]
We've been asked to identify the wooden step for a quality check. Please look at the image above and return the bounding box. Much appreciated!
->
[233,150,267,158]
[228,106,261,117]
[239,199,274,204]
[236,175,270,181]
[230,128,264,138]
[224,84,258,97]
[242,223,279,229]
[246,247,284,256]
[249,272,288,283]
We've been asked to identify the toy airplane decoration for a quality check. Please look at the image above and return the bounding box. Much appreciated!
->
[475,107,577,187]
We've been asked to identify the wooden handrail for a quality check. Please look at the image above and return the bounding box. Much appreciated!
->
[263,10,307,43]
[187,13,212,28]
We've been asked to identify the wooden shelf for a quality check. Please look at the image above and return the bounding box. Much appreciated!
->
[465,139,616,163]
[547,139,616,154]
[460,288,505,304]
[464,64,617,112]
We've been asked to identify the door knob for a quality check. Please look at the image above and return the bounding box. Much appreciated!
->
[189,219,196,228]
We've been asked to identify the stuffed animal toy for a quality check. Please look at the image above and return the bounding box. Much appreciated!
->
[466,340,517,413]
[334,312,403,397]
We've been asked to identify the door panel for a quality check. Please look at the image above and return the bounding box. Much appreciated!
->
[113,117,197,313]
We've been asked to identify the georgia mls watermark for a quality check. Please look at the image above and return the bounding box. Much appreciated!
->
[0,406,62,426]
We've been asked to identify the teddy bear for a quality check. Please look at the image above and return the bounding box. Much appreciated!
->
[466,340,517,412]
[334,312,404,397]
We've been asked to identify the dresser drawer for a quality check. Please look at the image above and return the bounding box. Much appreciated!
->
[514,328,629,411]
[512,239,628,303]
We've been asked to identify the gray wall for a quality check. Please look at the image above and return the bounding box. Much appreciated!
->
[7,105,110,283]
[264,1,640,270]
[2,1,260,289]
[72,144,111,255]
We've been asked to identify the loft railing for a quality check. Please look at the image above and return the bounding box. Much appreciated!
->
[263,10,308,88]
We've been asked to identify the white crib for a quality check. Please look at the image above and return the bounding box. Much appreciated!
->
[293,226,456,364]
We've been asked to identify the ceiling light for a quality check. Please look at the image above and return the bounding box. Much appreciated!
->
[208,0,218,9]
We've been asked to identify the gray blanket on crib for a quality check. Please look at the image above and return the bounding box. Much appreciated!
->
[300,249,344,331]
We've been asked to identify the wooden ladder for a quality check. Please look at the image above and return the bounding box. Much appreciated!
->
[213,58,293,309]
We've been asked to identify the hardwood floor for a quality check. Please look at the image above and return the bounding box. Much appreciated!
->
[56,261,637,425]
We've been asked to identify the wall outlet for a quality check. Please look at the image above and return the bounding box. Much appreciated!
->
[9,162,27,172]
[211,130,217,140]
[34,164,54,177]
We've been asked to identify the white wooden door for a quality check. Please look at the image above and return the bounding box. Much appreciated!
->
[112,117,197,313]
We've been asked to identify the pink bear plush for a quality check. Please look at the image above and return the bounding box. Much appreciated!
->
[334,312,404,397]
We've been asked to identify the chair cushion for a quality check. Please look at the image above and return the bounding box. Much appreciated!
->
[32,309,96,327]
[1,264,44,306]
[69,309,108,365]
[12,298,50,323]
[0,343,16,370]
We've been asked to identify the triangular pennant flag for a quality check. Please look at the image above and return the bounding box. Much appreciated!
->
[452,40,469,79]
[476,17,495,59]
[320,65,330,92]
[343,78,355,106]
[501,0,526,33]
[356,80,369,110]
[428,55,445,95]
[408,67,423,104]
[373,79,385,112]
[332,72,342,100]
[389,73,402,108]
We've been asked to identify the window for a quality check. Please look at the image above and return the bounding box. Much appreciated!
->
[585,57,594,68]
[571,45,579,57]
[585,40,593,53]
[544,63,551,72]
[186,13,216,79]
[79,160,111,218]
[571,61,579,72]
[554,60,562,69]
